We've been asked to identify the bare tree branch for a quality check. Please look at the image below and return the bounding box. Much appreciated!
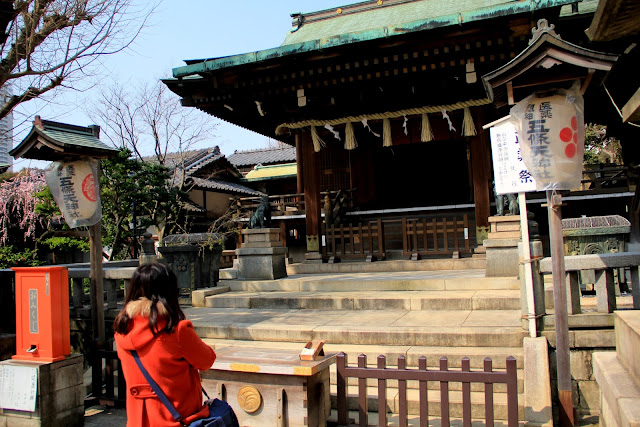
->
[0,0,153,119]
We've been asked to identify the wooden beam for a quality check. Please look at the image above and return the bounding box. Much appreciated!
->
[507,81,514,105]
[580,69,595,95]
[622,86,640,123]
[52,230,90,238]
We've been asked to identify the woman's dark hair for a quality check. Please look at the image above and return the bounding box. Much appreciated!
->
[113,263,185,335]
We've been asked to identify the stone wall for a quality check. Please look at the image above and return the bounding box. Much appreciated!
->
[544,326,616,423]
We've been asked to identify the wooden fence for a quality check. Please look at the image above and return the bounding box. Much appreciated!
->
[322,219,386,261]
[336,353,519,427]
[402,214,471,258]
[322,214,472,261]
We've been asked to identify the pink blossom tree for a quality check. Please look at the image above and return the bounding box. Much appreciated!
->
[0,169,46,244]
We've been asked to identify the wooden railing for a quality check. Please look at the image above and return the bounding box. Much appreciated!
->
[402,215,471,258]
[236,193,304,214]
[236,189,357,217]
[93,340,127,406]
[581,164,629,191]
[322,220,386,262]
[336,352,519,427]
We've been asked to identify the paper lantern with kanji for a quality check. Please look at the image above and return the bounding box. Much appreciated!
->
[45,158,102,228]
[510,87,585,191]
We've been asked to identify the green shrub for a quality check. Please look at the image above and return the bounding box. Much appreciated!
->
[0,246,44,269]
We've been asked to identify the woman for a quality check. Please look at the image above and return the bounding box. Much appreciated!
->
[114,263,216,427]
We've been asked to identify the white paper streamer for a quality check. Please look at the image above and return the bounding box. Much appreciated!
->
[324,123,341,141]
[361,118,381,137]
[255,101,265,116]
[402,115,408,135]
[441,109,456,132]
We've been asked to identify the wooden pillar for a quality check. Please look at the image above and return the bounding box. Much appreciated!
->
[89,221,105,342]
[470,127,491,230]
[302,131,322,261]
[296,132,304,195]
[296,132,305,210]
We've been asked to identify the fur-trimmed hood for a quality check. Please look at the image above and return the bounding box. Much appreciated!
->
[116,297,170,351]
[124,297,168,318]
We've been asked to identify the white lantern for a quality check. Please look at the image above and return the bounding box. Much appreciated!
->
[510,86,585,191]
[45,158,102,228]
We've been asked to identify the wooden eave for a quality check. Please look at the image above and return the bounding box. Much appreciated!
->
[482,32,618,107]
[586,0,640,41]
[165,15,544,143]
[165,7,598,142]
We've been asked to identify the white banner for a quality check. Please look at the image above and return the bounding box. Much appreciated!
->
[490,121,537,195]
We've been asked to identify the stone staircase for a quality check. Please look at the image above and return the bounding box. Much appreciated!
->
[187,261,527,424]
[593,310,640,426]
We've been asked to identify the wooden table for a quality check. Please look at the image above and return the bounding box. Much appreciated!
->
[201,347,335,427]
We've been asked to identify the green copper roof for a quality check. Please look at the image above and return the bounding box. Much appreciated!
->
[173,0,579,78]
[10,118,118,161]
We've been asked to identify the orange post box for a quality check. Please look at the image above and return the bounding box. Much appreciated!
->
[11,266,71,362]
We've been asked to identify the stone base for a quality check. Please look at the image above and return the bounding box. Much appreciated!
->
[0,354,84,427]
[236,247,288,280]
[524,337,553,426]
[241,228,282,248]
[484,238,520,277]
[304,252,323,263]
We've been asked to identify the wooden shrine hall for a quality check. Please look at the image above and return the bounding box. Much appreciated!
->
[164,0,623,262]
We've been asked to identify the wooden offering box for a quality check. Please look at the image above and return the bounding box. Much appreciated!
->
[201,347,335,427]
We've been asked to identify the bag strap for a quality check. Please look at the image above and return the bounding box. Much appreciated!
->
[130,350,183,423]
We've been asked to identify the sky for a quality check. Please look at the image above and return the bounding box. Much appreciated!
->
[12,0,349,170]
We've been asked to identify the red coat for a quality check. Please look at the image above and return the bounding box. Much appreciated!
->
[115,298,216,427]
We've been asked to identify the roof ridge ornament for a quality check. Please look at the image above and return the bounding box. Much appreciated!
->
[290,13,304,33]
[529,19,560,45]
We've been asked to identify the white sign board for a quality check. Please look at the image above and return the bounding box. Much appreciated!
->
[0,365,38,412]
[490,121,537,195]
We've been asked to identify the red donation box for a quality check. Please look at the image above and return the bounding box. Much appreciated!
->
[11,266,71,362]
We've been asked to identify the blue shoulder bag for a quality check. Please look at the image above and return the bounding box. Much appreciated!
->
[130,350,239,427]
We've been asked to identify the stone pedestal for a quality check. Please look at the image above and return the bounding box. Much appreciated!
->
[484,216,521,277]
[237,228,287,280]
[0,354,84,427]
[201,347,334,427]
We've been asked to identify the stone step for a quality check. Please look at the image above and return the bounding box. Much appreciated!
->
[200,339,526,393]
[327,409,519,426]
[329,384,524,421]
[222,274,519,293]
[203,290,521,311]
[188,308,526,347]
[593,351,640,427]
[286,259,486,275]
[201,339,524,369]
[219,268,237,280]
[613,311,640,385]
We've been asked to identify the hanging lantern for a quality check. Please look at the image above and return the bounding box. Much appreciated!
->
[45,158,102,228]
[510,86,585,190]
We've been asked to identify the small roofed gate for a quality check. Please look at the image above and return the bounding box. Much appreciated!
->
[336,353,519,427]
